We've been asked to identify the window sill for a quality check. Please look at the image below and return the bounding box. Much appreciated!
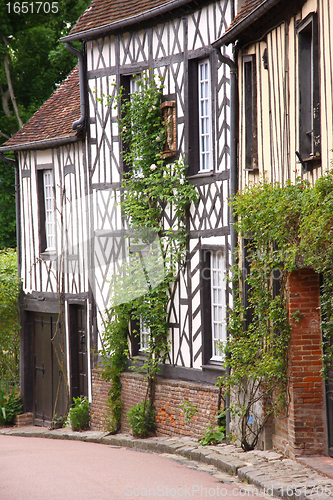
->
[244,166,259,172]
[187,171,214,180]
[302,156,321,172]
[40,251,57,261]
[201,361,225,373]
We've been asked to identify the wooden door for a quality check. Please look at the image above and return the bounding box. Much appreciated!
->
[69,305,88,399]
[33,313,66,426]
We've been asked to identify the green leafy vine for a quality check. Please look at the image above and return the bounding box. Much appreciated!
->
[225,173,333,451]
[100,74,198,433]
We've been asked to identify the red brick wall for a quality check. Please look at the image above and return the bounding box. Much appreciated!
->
[90,369,221,438]
[272,269,327,457]
[89,369,110,430]
[121,372,220,438]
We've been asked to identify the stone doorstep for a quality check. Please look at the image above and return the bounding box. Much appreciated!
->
[1,427,333,499]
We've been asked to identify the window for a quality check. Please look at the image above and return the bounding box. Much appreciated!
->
[38,168,55,253]
[120,73,143,174]
[210,251,226,359]
[188,57,213,175]
[201,249,226,363]
[130,315,150,355]
[198,60,212,171]
[139,317,150,352]
[243,55,258,170]
[130,75,140,95]
[297,14,320,165]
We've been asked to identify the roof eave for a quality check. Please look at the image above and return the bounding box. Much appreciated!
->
[212,0,280,47]
[61,0,193,42]
[0,135,80,153]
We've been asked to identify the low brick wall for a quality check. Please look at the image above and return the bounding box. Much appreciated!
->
[90,368,221,439]
[15,412,33,427]
[121,372,220,438]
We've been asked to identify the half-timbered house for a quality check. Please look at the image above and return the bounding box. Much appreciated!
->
[214,0,333,456]
[0,0,236,433]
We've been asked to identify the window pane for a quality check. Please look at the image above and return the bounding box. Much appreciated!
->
[43,170,55,251]
[198,60,212,172]
[210,251,225,359]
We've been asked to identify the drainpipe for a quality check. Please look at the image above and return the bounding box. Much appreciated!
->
[65,42,86,131]
[213,46,239,436]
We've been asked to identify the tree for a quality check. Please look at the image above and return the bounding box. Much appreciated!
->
[0,0,91,248]
[0,249,20,381]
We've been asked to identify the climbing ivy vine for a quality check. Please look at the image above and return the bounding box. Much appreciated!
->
[225,173,333,451]
[100,75,198,433]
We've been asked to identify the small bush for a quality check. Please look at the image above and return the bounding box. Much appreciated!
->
[199,425,225,446]
[0,381,23,426]
[68,397,89,431]
[127,401,155,438]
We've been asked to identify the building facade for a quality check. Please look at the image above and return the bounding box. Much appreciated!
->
[0,0,235,435]
[214,0,333,456]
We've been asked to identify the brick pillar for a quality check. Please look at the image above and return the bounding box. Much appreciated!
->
[287,268,327,456]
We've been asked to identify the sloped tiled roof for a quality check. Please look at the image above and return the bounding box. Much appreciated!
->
[213,0,304,46]
[226,0,266,33]
[213,0,274,46]
[70,0,170,36]
[0,66,80,151]
[63,0,194,41]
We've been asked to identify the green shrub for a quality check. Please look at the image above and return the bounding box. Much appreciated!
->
[199,425,225,446]
[0,381,23,426]
[68,397,89,431]
[127,401,155,438]
[0,249,21,381]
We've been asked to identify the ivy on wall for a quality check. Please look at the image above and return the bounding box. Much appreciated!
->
[225,173,333,451]
[100,75,198,434]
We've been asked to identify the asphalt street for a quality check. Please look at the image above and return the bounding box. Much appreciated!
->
[0,435,264,500]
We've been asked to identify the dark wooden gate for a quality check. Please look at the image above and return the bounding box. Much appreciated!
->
[33,313,66,426]
[69,305,88,399]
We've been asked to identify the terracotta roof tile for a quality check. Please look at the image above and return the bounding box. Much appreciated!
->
[2,66,80,149]
[70,0,173,36]
[226,0,267,34]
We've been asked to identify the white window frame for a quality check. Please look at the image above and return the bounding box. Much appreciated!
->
[130,75,140,95]
[129,75,144,177]
[139,317,150,352]
[43,169,55,251]
[198,59,212,172]
[210,251,226,360]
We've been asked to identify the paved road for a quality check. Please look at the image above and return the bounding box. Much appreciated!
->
[0,435,265,500]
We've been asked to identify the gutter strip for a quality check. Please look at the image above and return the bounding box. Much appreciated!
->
[0,135,79,153]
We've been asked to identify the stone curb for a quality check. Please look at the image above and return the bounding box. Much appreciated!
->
[1,427,333,499]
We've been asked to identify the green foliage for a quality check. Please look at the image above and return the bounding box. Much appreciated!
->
[67,396,89,431]
[127,401,155,438]
[199,425,225,446]
[0,381,22,426]
[0,163,16,248]
[100,304,130,433]
[179,400,198,425]
[0,249,20,381]
[226,173,333,451]
[101,75,198,432]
